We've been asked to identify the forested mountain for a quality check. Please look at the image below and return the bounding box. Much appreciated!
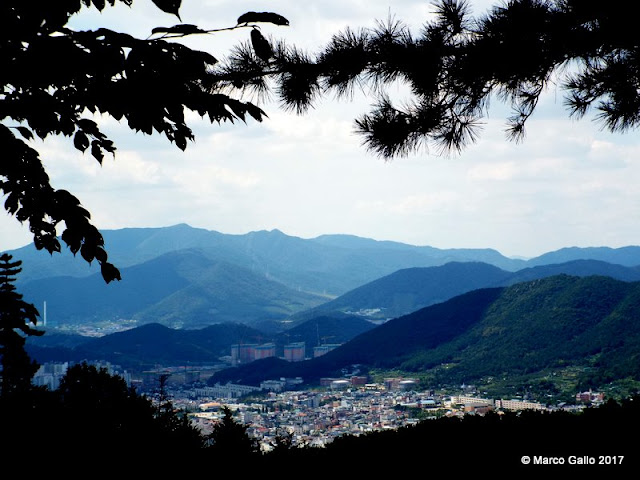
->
[20,249,328,331]
[10,224,640,291]
[27,322,266,368]
[209,275,640,395]
[26,313,377,369]
[526,246,640,268]
[287,259,640,324]
[8,223,526,295]
[25,273,640,400]
[9,224,640,333]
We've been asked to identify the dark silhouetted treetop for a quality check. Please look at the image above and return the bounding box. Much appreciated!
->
[205,405,259,457]
[0,253,43,397]
[211,0,640,158]
[0,0,288,282]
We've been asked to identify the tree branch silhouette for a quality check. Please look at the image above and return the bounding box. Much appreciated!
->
[211,0,640,157]
[0,1,288,282]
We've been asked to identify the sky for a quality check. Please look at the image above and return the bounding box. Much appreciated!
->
[2,0,640,259]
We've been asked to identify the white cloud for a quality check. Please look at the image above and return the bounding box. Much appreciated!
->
[388,191,462,215]
[468,161,518,182]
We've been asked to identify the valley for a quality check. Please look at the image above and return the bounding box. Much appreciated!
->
[15,224,640,406]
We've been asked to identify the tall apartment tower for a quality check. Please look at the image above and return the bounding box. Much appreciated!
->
[284,342,306,362]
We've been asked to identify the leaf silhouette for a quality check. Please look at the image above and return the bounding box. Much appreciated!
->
[80,242,96,264]
[77,118,99,136]
[151,0,182,20]
[237,12,289,26]
[245,103,267,122]
[4,192,19,215]
[61,228,83,255]
[151,24,205,36]
[16,126,33,140]
[73,131,90,152]
[91,140,104,164]
[250,28,273,62]
[101,261,122,283]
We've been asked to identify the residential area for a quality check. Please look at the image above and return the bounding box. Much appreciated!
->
[33,360,605,451]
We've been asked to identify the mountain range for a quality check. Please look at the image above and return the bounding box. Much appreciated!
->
[9,224,640,333]
[19,249,328,331]
[26,273,640,400]
[290,259,640,324]
[13,224,640,400]
[8,223,524,293]
[208,275,640,398]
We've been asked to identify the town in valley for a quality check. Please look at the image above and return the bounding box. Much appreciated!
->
[33,359,605,452]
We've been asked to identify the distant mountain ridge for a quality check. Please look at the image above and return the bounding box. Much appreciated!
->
[9,224,640,285]
[526,246,640,267]
[8,223,529,294]
[26,273,640,400]
[27,322,266,368]
[26,313,377,369]
[20,249,328,331]
[209,275,640,393]
[287,259,640,324]
[7,224,640,332]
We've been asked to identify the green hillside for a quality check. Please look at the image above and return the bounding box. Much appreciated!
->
[131,252,329,330]
[20,249,328,330]
[11,224,640,336]
[210,275,640,399]
[27,322,268,368]
[288,262,512,323]
[399,275,640,382]
[287,259,640,325]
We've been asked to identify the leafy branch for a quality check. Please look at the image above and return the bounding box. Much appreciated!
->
[0,1,289,283]
[210,0,640,158]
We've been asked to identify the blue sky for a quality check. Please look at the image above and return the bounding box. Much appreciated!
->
[2,0,640,259]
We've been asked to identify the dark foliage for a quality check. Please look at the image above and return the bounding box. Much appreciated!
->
[204,406,260,459]
[1,1,286,281]
[1,360,637,474]
[0,362,204,457]
[258,395,640,474]
[0,254,42,397]
[214,0,640,157]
